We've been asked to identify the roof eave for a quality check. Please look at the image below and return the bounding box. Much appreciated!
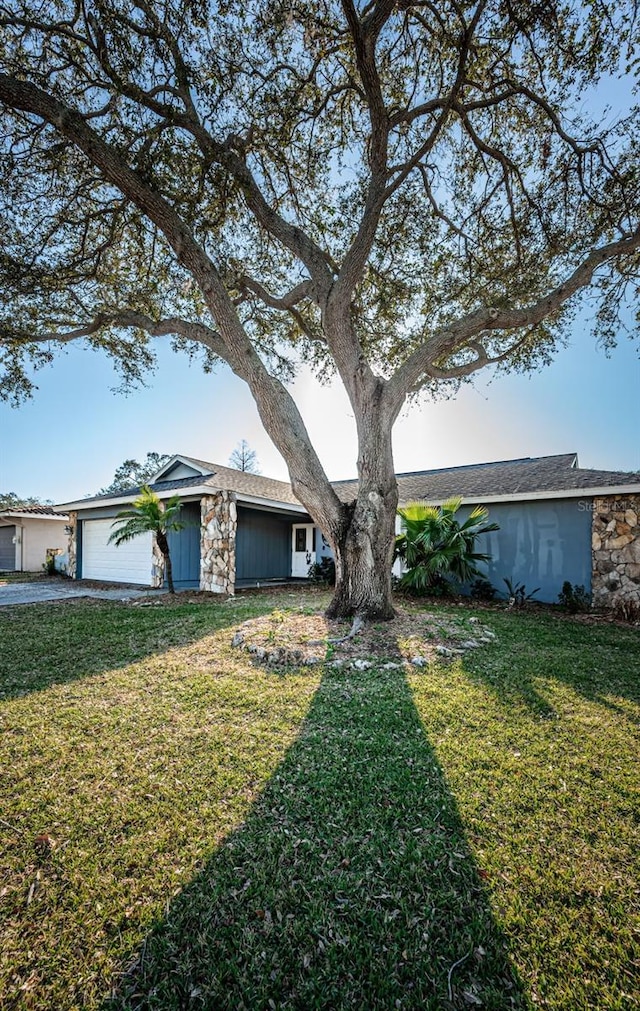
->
[398,483,640,507]
[0,510,69,521]
[59,486,305,513]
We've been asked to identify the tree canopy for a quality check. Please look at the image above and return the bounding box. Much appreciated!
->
[0,0,638,616]
[0,491,50,510]
[98,452,170,495]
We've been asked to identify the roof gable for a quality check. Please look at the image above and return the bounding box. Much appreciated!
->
[151,455,214,482]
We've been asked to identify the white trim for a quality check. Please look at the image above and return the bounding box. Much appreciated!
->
[0,511,68,522]
[59,481,640,514]
[57,487,209,510]
[235,493,307,513]
[150,454,213,482]
[398,484,640,507]
[60,487,307,514]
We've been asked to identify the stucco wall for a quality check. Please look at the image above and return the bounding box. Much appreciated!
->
[15,518,69,572]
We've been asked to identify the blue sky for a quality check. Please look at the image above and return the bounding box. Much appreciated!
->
[1,318,638,503]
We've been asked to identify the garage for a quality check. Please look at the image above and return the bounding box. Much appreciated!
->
[0,525,16,570]
[81,519,153,585]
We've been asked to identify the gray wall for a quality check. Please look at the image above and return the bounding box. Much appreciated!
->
[0,525,16,570]
[236,506,292,585]
[166,503,201,588]
[469,498,592,602]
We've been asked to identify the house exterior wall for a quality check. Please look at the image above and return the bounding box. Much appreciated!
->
[235,506,293,585]
[0,524,17,570]
[22,518,68,571]
[469,498,592,603]
[2,517,69,572]
[591,494,640,609]
[165,503,201,588]
[200,492,237,594]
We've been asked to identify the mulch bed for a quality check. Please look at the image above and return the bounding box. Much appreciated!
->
[229,606,497,668]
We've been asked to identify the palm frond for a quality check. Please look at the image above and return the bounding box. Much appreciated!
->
[395,495,500,594]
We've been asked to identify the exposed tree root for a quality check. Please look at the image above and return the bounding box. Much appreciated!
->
[309,614,365,647]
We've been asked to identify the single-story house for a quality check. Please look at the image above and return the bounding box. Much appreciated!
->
[56,452,640,609]
[0,506,70,572]
[57,455,321,593]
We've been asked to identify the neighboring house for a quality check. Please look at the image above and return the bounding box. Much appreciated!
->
[56,452,640,609]
[0,506,70,572]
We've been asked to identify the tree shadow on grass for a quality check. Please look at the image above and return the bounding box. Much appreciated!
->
[460,610,640,717]
[0,596,258,702]
[106,661,528,1011]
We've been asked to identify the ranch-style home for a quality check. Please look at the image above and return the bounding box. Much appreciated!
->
[0,505,70,573]
[57,452,640,609]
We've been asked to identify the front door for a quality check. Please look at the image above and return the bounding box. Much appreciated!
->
[291,524,315,578]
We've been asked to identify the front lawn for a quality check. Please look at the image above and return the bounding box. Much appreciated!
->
[0,591,638,1009]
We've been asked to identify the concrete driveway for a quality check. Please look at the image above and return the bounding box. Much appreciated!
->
[0,580,161,607]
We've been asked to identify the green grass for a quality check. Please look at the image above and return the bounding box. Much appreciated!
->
[0,592,638,1010]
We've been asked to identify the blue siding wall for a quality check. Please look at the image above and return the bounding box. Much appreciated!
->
[469,498,592,602]
[166,503,201,589]
[236,507,292,585]
[316,528,332,563]
[0,525,16,570]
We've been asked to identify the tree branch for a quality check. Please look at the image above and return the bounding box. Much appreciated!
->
[0,73,345,532]
[3,312,227,357]
[386,228,640,410]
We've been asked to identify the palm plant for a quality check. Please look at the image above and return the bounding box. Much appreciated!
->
[108,485,185,594]
[395,497,499,595]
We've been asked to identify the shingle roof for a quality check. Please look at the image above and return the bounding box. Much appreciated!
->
[0,506,68,519]
[67,458,300,508]
[63,451,640,512]
[333,453,640,503]
[181,458,300,504]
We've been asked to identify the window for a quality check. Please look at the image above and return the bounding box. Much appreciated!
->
[295,528,307,552]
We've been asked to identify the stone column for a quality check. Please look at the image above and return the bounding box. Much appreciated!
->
[67,511,77,579]
[592,494,640,609]
[151,536,165,588]
[200,492,237,594]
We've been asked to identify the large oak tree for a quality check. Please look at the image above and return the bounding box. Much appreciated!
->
[1,0,638,618]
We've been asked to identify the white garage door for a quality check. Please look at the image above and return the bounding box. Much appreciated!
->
[82,519,153,585]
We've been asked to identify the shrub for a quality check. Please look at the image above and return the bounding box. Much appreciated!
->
[470,577,497,601]
[504,578,540,608]
[558,581,591,613]
[307,556,336,586]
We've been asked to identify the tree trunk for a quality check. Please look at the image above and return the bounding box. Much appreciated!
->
[325,386,399,620]
[326,497,398,619]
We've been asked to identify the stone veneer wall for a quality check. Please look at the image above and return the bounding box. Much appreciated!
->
[592,494,640,609]
[67,511,77,579]
[200,492,237,594]
[151,537,165,588]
